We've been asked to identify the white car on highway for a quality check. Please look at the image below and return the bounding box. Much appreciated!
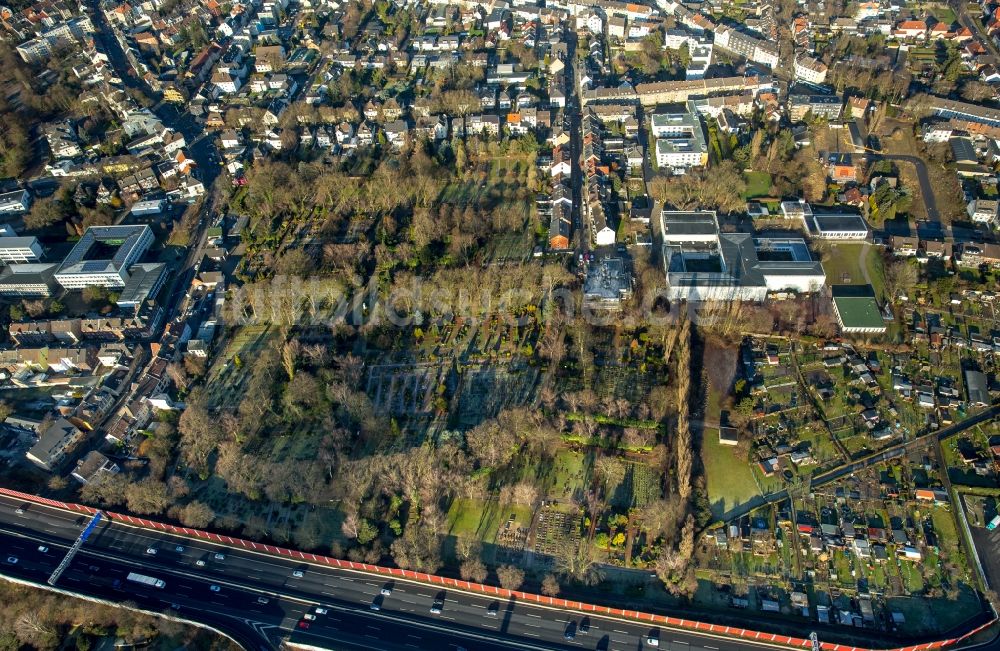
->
[145,547,157,555]
[5,556,17,564]
[315,607,328,615]
[37,546,48,553]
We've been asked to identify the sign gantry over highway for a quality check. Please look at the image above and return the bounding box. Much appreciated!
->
[47,510,103,586]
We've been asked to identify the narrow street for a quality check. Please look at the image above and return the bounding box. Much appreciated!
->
[85,0,223,343]
[952,0,1000,60]
[566,33,587,257]
[86,0,220,188]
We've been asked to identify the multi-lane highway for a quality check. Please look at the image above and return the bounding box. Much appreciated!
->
[0,493,792,651]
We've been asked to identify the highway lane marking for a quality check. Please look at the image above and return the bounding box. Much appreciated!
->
[0,501,815,651]
[0,554,621,651]
[705,646,719,649]
[614,629,630,634]
[526,613,541,618]
[523,622,541,628]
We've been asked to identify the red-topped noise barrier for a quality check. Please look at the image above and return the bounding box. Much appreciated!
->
[0,487,994,651]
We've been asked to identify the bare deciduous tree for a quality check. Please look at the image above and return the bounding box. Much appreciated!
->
[541,573,561,596]
[496,565,525,591]
[460,558,488,583]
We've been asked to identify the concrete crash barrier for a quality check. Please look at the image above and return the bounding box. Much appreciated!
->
[0,486,995,651]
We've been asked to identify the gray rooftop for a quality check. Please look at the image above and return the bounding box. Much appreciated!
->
[0,236,40,250]
[965,369,989,406]
[27,417,81,467]
[664,222,824,292]
[583,257,632,302]
[0,263,58,287]
[811,213,868,233]
[56,225,152,277]
[660,211,719,239]
[117,262,167,307]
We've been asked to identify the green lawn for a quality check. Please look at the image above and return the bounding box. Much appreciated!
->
[530,449,592,502]
[743,171,773,199]
[930,504,966,568]
[864,245,886,297]
[930,4,956,23]
[822,243,865,285]
[886,588,981,636]
[446,497,533,541]
[702,430,761,520]
[821,243,886,298]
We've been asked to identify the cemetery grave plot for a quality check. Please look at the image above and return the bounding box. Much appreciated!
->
[494,510,530,565]
[452,363,540,428]
[531,506,579,566]
[594,364,657,404]
[484,231,534,265]
[365,362,445,417]
[608,462,659,510]
[204,325,276,409]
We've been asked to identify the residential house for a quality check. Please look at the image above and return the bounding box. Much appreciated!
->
[960,243,1000,267]
[25,417,86,472]
[70,450,120,484]
[383,119,410,149]
[0,189,32,215]
[968,198,998,226]
[924,240,952,260]
[890,235,918,256]
[827,153,857,184]
[548,201,571,250]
